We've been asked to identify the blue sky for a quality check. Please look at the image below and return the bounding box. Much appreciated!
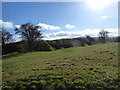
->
[1,1,118,41]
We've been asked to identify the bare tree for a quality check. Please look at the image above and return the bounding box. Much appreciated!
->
[2,29,13,45]
[1,29,13,54]
[98,29,109,43]
[15,23,43,52]
[85,35,95,45]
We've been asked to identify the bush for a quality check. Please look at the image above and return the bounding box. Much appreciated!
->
[47,39,73,50]
[47,40,63,49]
[17,41,29,53]
[32,40,54,51]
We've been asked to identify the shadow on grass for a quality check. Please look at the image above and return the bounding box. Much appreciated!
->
[2,52,23,60]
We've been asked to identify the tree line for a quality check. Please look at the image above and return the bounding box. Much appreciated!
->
[1,23,120,55]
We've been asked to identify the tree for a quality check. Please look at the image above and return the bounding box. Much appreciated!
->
[15,23,43,52]
[2,29,13,45]
[78,37,87,46]
[1,29,13,54]
[85,35,95,45]
[98,29,109,43]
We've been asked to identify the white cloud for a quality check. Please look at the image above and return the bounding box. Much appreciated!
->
[13,35,22,42]
[106,28,118,36]
[101,16,109,19]
[43,28,118,40]
[38,23,61,30]
[0,19,14,29]
[15,25,21,29]
[65,24,75,29]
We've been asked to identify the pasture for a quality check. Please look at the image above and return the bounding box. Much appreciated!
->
[2,43,119,89]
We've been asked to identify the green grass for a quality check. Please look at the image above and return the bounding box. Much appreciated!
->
[2,52,22,59]
[2,43,119,89]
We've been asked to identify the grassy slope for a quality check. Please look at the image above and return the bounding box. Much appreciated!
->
[2,43,119,88]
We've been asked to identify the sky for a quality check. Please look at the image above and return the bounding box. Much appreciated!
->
[1,0,119,41]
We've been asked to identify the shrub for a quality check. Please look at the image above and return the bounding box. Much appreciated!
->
[32,40,53,51]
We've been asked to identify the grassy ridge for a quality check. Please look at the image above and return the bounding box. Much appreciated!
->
[2,43,119,89]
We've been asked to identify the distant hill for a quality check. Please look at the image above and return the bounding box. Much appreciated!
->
[2,36,119,55]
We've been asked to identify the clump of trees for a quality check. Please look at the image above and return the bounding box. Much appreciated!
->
[98,29,109,43]
[2,29,13,45]
[15,23,43,52]
[2,25,119,55]
[47,39,72,50]
[1,29,13,54]
[85,35,95,45]
[2,23,53,54]
[72,36,96,47]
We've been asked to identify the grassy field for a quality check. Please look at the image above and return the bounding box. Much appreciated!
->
[2,43,119,89]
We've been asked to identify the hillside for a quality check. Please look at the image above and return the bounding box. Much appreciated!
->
[2,43,119,89]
